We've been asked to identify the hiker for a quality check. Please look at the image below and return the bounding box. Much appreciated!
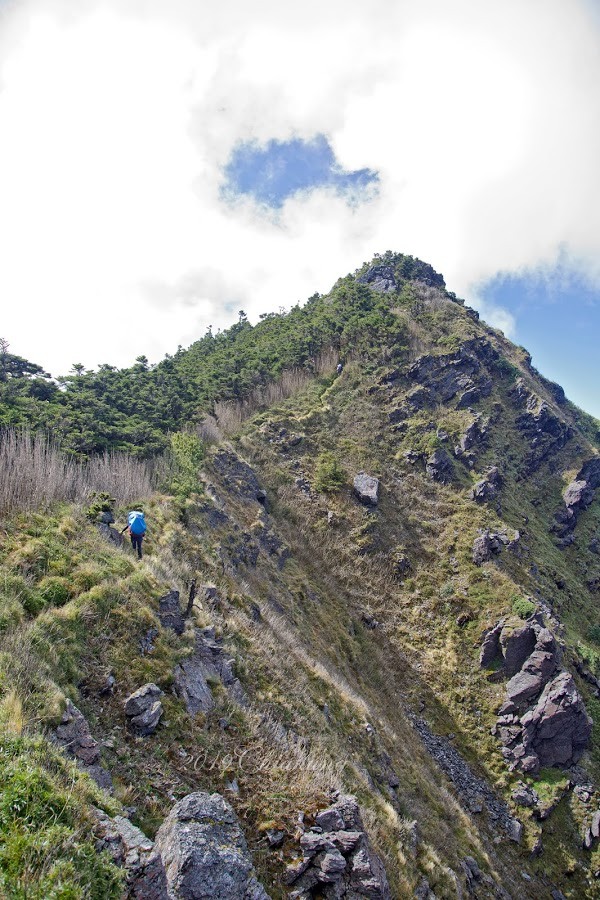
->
[336,361,343,376]
[121,509,146,559]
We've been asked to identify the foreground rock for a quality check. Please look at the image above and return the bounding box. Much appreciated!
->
[285,794,391,898]
[483,617,592,775]
[154,792,269,899]
[353,473,380,506]
[124,683,164,735]
[93,808,168,899]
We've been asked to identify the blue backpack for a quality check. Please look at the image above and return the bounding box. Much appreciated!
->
[128,511,147,536]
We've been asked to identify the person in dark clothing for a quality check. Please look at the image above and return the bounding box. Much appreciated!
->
[121,509,146,559]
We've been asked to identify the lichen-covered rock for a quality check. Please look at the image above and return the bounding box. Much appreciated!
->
[353,473,379,506]
[285,794,391,899]
[124,683,164,735]
[153,792,269,899]
[93,808,169,899]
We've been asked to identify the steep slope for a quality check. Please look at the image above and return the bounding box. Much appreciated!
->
[1,253,600,898]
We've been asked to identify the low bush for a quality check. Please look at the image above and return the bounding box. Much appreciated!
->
[314,452,346,494]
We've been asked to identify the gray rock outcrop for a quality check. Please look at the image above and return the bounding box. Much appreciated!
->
[173,626,246,716]
[212,449,267,504]
[484,618,592,775]
[406,339,497,409]
[426,449,454,483]
[93,808,169,899]
[512,380,573,473]
[552,458,600,545]
[153,792,269,899]
[472,530,503,565]
[356,265,397,293]
[159,590,186,636]
[51,699,112,790]
[124,683,164,735]
[470,467,502,503]
[285,794,391,898]
[353,473,379,506]
[98,523,124,547]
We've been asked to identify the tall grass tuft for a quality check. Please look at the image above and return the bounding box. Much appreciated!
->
[0,429,155,515]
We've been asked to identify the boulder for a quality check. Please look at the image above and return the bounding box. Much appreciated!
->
[470,467,502,503]
[93,808,169,899]
[500,623,538,677]
[426,449,454,483]
[353,473,379,506]
[98,523,124,547]
[124,683,164,735]
[153,792,269,899]
[479,622,504,667]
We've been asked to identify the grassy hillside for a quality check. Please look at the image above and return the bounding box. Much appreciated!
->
[1,254,600,897]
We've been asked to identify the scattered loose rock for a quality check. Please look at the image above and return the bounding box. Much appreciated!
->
[124,683,164,736]
[285,794,391,898]
[410,716,522,842]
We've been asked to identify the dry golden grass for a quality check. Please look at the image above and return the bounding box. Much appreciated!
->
[0,428,155,515]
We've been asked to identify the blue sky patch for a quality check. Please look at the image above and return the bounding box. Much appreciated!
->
[222,134,378,208]
[479,267,600,419]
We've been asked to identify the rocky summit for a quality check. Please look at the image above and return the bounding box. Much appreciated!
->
[1,250,600,898]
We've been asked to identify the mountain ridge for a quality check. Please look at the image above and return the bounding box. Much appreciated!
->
[1,253,600,897]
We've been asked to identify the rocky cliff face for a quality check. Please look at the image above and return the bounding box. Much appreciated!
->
[2,254,600,898]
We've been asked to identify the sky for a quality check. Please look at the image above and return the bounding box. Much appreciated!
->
[0,0,599,417]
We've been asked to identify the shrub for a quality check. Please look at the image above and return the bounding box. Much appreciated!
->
[512,596,536,619]
[168,432,205,496]
[313,452,346,493]
[588,624,600,645]
[86,491,116,522]
[37,576,71,608]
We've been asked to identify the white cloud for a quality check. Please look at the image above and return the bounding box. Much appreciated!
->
[0,0,598,374]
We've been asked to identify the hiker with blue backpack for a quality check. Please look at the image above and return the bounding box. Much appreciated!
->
[121,509,147,559]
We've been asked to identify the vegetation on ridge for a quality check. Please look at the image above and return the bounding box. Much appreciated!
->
[1,251,600,896]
